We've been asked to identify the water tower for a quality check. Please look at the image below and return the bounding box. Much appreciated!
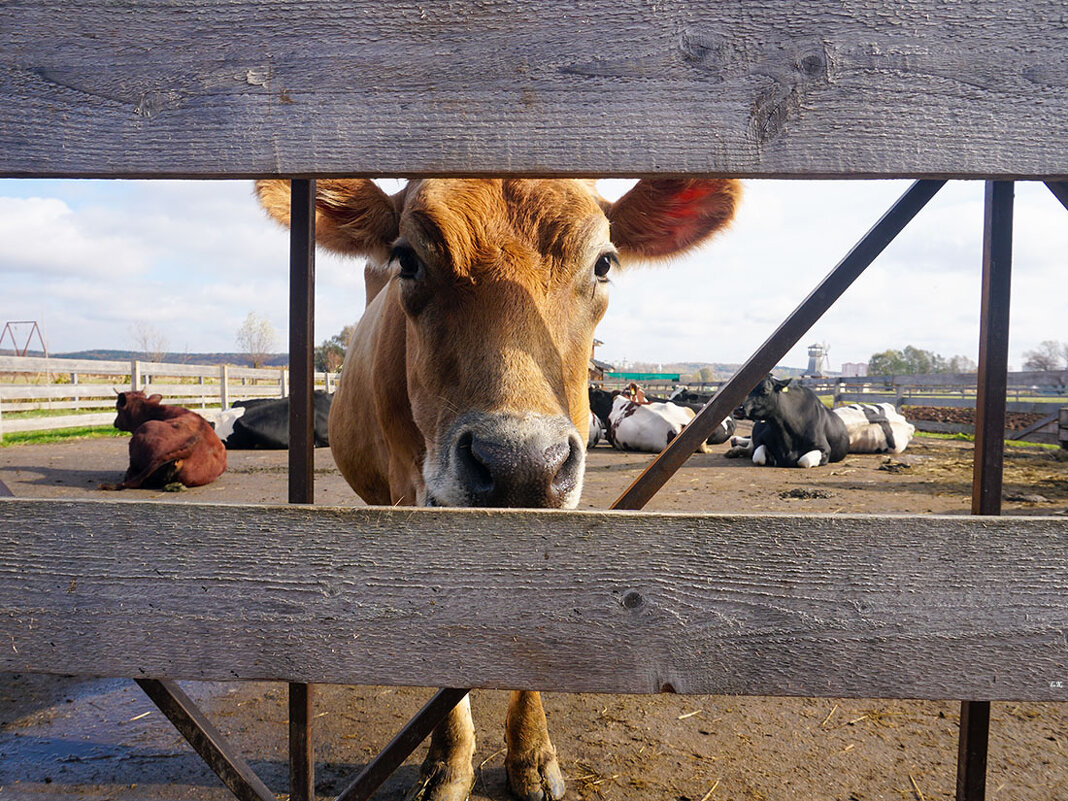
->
[806,342,829,377]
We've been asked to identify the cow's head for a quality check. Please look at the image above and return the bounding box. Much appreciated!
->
[113,390,163,431]
[257,178,739,507]
[742,375,793,421]
[588,387,618,429]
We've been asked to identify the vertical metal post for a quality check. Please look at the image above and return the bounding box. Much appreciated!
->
[288,178,317,801]
[290,682,315,801]
[957,180,1013,801]
[288,178,316,504]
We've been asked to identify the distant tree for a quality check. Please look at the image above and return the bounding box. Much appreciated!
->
[236,312,278,368]
[868,349,909,376]
[315,325,354,372]
[129,321,168,362]
[944,354,978,373]
[1022,340,1067,371]
[869,345,974,375]
[698,366,717,383]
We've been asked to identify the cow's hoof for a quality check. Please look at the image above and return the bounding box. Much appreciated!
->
[506,746,565,801]
[404,759,474,801]
[723,445,748,459]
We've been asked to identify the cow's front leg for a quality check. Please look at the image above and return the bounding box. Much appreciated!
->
[505,691,565,801]
[407,695,475,801]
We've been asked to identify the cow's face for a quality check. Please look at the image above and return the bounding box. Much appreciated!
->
[742,376,792,421]
[257,178,739,508]
[113,391,164,431]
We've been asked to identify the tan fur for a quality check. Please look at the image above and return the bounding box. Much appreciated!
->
[256,176,739,801]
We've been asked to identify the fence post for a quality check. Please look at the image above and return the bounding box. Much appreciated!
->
[131,359,141,392]
[220,365,230,410]
[281,368,289,398]
[199,375,205,409]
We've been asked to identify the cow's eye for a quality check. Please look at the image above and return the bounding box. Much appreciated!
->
[390,246,424,280]
[594,252,617,281]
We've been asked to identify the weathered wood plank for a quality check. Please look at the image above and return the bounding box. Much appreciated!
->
[1,1,1065,179]
[1,498,1065,701]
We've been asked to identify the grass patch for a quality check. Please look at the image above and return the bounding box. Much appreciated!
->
[2,408,112,419]
[916,431,973,442]
[0,426,127,448]
[915,431,1062,451]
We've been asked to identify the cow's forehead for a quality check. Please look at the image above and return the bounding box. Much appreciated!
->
[399,179,610,276]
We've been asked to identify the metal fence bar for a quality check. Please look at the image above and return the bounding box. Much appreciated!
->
[135,679,275,801]
[334,688,471,801]
[290,683,315,801]
[611,179,946,511]
[957,179,1014,801]
[288,178,318,801]
[1045,181,1068,212]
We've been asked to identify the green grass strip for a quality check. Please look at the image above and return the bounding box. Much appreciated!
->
[0,426,128,448]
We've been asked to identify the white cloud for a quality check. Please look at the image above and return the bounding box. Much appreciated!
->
[0,196,152,278]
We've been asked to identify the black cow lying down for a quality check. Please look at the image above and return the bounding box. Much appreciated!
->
[214,391,332,449]
[727,375,848,468]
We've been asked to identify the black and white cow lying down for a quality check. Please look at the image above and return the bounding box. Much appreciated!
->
[214,391,332,449]
[589,387,735,453]
[727,376,914,468]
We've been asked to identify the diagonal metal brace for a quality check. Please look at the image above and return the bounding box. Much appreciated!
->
[136,678,276,801]
[334,688,471,801]
[611,179,946,511]
[1045,180,1068,212]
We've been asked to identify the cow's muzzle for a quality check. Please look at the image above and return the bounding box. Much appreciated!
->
[427,413,585,509]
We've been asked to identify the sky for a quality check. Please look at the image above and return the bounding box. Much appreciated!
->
[0,177,1064,373]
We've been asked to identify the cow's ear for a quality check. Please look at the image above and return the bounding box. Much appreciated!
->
[607,179,740,261]
[255,179,400,259]
[147,394,163,404]
[773,378,792,392]
[116,392,127,408]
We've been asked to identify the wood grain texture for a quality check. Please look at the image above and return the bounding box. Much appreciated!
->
[1,1,1065,179]
[1,498,1065,701]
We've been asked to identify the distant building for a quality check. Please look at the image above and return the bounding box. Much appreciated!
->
[806,342,829,377]
[841,362,868,377]
[589,358,614,382]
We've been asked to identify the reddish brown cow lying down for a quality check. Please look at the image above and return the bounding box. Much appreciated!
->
[257,177,739,801]
[100,391,226,490]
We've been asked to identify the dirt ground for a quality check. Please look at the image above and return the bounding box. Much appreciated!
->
[1,428,1066,801]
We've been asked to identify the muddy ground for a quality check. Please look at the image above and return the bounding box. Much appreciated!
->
[1,428,1066,801]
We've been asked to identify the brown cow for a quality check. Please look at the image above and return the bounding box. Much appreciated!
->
[257,177,739,801]
[100,391,226,490]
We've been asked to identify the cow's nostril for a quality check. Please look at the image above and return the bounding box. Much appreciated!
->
[456,431,495,496]
[551,434,583,497]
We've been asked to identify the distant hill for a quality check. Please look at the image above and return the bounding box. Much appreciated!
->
[2,349,289,367]
[621,361,808,381]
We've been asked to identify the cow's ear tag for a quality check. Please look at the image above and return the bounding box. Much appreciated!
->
[781,386,789,393]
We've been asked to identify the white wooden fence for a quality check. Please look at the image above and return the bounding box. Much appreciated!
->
[0,355,337,438]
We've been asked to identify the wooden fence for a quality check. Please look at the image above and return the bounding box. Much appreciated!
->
[3,500,1066,701]
[1,2,1065,801]
[0,354,338,438]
